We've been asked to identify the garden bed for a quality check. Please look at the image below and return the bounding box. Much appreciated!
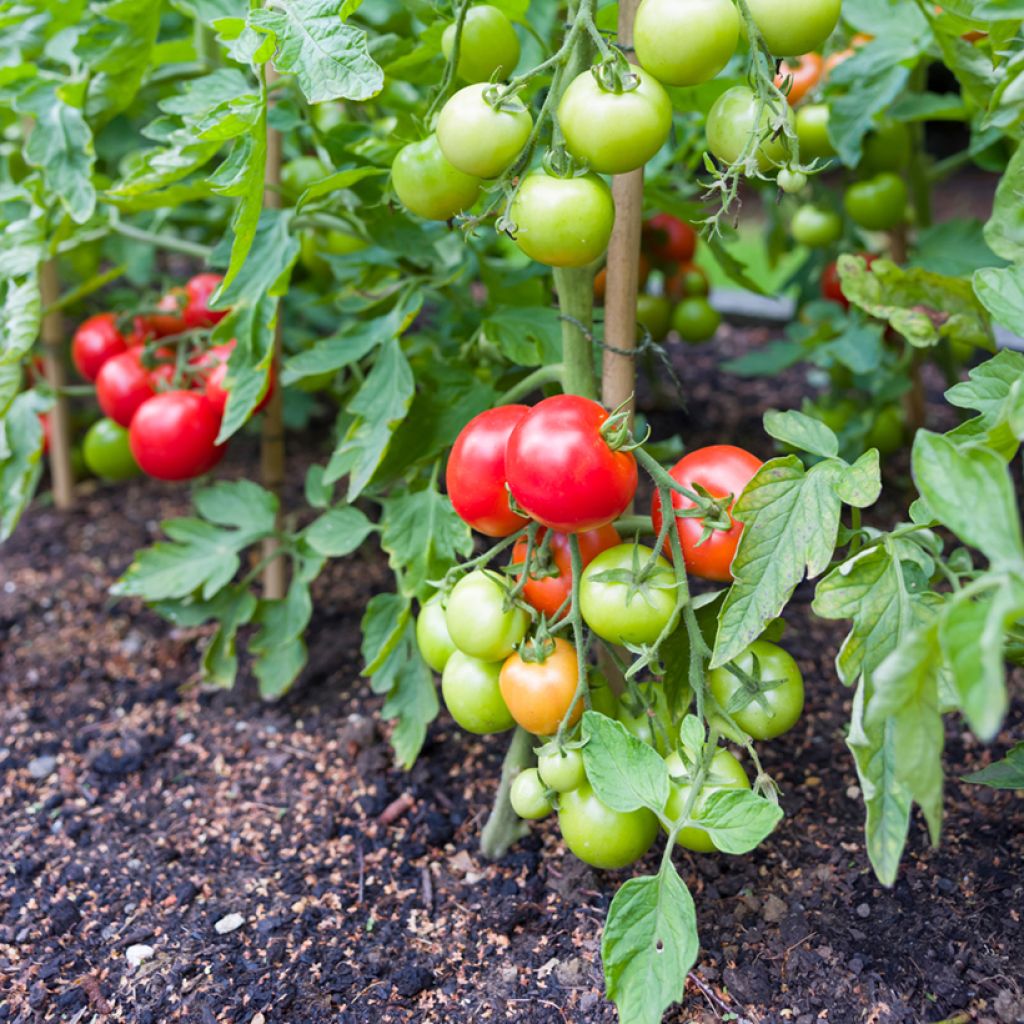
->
[2,327,1022,1024]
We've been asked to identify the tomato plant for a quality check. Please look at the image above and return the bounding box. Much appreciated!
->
[709,640,805,740]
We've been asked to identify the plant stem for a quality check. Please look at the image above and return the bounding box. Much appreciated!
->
[497,363,565,404]
[109,219,214,261]
[261,61,287,601]
[42,264,127,316]
[601,0,644,423]
[39,259,74,509]
[480,726,533,859]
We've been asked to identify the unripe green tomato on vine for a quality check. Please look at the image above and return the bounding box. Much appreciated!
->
[441,651,515,734]
[437,83,533,179]
[558,784,659,869]
[664,747,750,852]
[442,5,521,84]
[633,0,740,87]
[510,170,615,267]
[281,156,330,201]
[795,103,835,161]
[858,118,911,175]
[636,294,673,342]
[391,135,482,221]
[672,297,721,344]
[706,86,791,170]
[745,0,842,57]
[416,595,457,673]
[777,168,807,194]
[791,205,843,248]
[510,768,554,819]
[557,68,673,175]
[844,173,908,232]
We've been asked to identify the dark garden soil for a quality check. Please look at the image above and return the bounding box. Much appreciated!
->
[1,328,1022,1024]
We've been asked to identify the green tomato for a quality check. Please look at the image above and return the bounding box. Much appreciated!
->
[557,68,673,175]
[777,168,807,194]
[672,297,721,344]
[636,294,673,342]
[537,746,586,793]
[442,4,521,84]
[844,173,907,232]
[866,404,905,456]
[281,156,330,201]
[299,229,367,279]
[392,135,482,221]
[437,83,533,179]
[745,0,841,56]
[82,418,140,481]
[633,0,740,87]
[706,86,790,170]
[708,640,805,741]
[416,595,458,673]
[859,118,911,175]
[795,103,835,161]
[310,101,347,134]
[579,544,678,646]
[664,747,750,852]
[511,767,555,819]
[444,570,530,661]
[558,783,659,869]
[510,170,615,268]
[791,205,843,248]
[441,651,515,734]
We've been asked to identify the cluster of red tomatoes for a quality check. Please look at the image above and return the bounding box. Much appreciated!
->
[69,273,268,482]
[599,213,721,346]
[416,395,805,868]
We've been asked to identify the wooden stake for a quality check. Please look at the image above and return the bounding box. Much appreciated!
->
[601,0,644,422]
[39,259,74,509]
[261,64,287,601]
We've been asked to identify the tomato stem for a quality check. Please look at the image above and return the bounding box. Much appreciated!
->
[496,363,565,404]
[479,726,534,860]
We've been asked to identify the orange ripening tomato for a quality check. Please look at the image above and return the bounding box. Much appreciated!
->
[594,253,651,303]
[500,639,581,736]
[774,53,824,106]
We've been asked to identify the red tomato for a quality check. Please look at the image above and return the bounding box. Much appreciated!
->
[72,313,129,382]
[506,395,638,533]
[183,273,227,330]
[129,391,225,481]
[446,405,531,536]
[142,288,188,337]
[95,348,174,428]
[193,341,274,417]
[511,523,621,618]
[821,253,877,309]
[651,445,763,582]
[774,52,824,106]
[643,214,697,265]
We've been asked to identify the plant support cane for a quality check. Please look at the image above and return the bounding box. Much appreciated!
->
[40,259,74,509]
[481,0,597,860]
[261,63,287,601]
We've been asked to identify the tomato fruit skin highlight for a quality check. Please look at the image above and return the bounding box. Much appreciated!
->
[446,405,530,537]
[651,445,763,582]
[791,205,843,248]
[392,135,483,222]
[557,68,673,175]
[444,570,530,662]
[795,103,835,161]
[72,313,129,382]
[633,0,740,87]
[505,394,638,533]
[441,651,516,735]
[745,0,842,57]
[558,784,659,869]
[500,638,581,736]
[442,4,521,84]
[129,391,225,481]
[636,294,673,342]
[437,84,533,179]
[510,170,615,268]
[537,746,586,792]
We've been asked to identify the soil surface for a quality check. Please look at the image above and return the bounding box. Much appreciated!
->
[2,328,1022,1024]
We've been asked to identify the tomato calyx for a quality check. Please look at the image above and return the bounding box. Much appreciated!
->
[584,543,678,613]
[671,480,736,545]
[599,399,642,452]
[590,52,641,96]
[517,633,557,664]
[482,83,530,116]
[714,657,789,720]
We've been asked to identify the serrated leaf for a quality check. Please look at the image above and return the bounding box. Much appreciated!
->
[194,478,278,536]
[0,276,41,415]
[480,305,563,367]
[201,587,258,689]
[912,431,1024,566]
[984,140,1024,262]
[962,742,1024,789]
[602,863,699,1024]
[698,789,784,855]
[361,591,410,676]
[304,505,374,557]
[252,579,312,699]
[763,409,838,459]
[248,0,383,103]
[974,264,1024,335]
[712,457,846,668]
[380,630,439,768]
[581,711,669,814]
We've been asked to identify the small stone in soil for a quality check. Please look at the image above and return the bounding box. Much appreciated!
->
[126,944,155,968]
[856,903,871,919]
[214,913,245,934]
[28,755,57,779]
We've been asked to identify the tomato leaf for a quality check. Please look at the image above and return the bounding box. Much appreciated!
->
[912,431,1024,567]
[601,861,699,1024]
[0,393,46,542]
[252,578,313,699]
[360,592,411,676]
[711,456,852,669]
[381,629,439,768]
[962,742,1024,789]
[581,711,669,814]
[200,587,259,689]
[942,349,1024,459]
[763,408,838,459]
[248,0,384,103]
[984,136,1024,262]
[697,789,784,855]
[0,276,41,416]
[303,505,375,557]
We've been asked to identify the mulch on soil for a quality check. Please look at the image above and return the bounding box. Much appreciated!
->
[1,327,1022,1024]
